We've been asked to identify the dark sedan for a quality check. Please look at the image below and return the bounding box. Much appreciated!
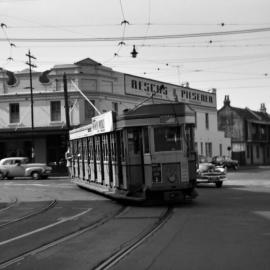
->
[212,156,239,170]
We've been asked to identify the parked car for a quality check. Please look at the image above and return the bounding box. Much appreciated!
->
[0,157,52,180]
[212,156,239,170]
[196,163,226,188]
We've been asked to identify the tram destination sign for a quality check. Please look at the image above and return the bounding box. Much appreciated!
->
[69,111,114,140]
[124,74,216,108]
[91,111,114,134]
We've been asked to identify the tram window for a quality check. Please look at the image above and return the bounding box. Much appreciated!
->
[127,128,141,155]
[143,127,149,153]
[95,137,100,161]
[78,140,82,158]
[110,133,116,161]
[120,131,126,161]
[154,126,182,152]
[102,135,109,162]
[71,140,76,156]
[82,139,88,160]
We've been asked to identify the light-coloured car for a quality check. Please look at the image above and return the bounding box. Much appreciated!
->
[196,163,226,188]
[0,157,52,180]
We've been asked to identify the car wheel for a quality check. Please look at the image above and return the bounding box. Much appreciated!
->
[216,181,223,188]
[32,171,41,180]
[0,171,5,180]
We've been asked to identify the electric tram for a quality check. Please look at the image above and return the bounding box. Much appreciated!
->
[69,103,198,203]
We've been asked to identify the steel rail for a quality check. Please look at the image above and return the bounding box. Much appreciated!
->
[0,200,57,229]
[94,207,173,270]
[0,206,127,269]
[0,198,18,213]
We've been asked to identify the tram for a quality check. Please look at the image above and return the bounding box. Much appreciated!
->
[69,103,198,203]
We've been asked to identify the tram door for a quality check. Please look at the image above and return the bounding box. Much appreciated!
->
[126,127,145,192]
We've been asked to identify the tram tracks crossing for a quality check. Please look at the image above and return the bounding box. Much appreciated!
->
[93,207,173,270]
[0,205,127,269]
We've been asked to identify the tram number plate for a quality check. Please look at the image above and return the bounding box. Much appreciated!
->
[164,191,184,201]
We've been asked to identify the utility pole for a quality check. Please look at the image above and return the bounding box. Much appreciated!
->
[63,73,70,130]
[26,50,37,161]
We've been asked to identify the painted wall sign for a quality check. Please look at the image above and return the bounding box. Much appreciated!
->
[124,74,216,108]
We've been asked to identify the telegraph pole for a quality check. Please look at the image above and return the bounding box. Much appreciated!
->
[26,50,37,161]
[63,73,70,130]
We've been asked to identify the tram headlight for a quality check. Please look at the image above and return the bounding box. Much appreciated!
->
[168,174,176,183]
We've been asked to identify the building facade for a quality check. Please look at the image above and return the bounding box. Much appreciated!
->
[0,58,230,172]
[218,95,270,165]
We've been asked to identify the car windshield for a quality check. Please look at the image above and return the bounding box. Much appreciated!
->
[199,164,214,171]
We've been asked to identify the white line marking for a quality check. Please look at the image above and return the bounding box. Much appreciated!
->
[0,208,91,246]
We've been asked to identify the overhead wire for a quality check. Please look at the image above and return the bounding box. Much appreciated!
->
[1,27,270,42]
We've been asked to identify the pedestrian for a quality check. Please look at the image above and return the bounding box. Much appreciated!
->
[65,146,73,177]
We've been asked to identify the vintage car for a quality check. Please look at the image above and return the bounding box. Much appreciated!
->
[211,156,239,170]
[196,163,226,188]
[0,157,52,180]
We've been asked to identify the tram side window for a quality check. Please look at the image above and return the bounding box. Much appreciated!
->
[95,137,101,161]
[102,135,109,162]
[110,133,116,161]
[70,140,76,157]
[154,126,182,152]
[88,138,94,160]
[82,138,88,160]
[72,140,78,157]
[77,140,82,158]
[127,128,141,155]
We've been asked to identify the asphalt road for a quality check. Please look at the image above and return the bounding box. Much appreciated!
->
[0,167,269,270]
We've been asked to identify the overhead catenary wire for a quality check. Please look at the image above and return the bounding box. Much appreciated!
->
[2,27,270,43]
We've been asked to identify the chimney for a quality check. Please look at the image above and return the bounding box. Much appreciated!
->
[260,103,267,113]
[223,95,230,106]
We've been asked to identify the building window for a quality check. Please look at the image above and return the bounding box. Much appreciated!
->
[50,101,61,122]
[219,144,222,156]
[9,103,20,123]
[247,144,250,158]
[200,142,204,155]
[205,113,209,129]
[85,100,96,121]
[194,142,198,152]
[256,145,260,158]
[205,142,212,157]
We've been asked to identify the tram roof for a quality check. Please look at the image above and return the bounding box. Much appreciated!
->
[117,102,195,120]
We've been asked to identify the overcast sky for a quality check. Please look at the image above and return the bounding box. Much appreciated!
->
[1,0,270,110]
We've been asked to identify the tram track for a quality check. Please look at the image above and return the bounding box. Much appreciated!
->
[93,207,173,270]
[0,205,127,269]
[0,198,18,213]
[0,200,57,228]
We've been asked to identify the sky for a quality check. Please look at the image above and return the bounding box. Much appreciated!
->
[0,0,270,110]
